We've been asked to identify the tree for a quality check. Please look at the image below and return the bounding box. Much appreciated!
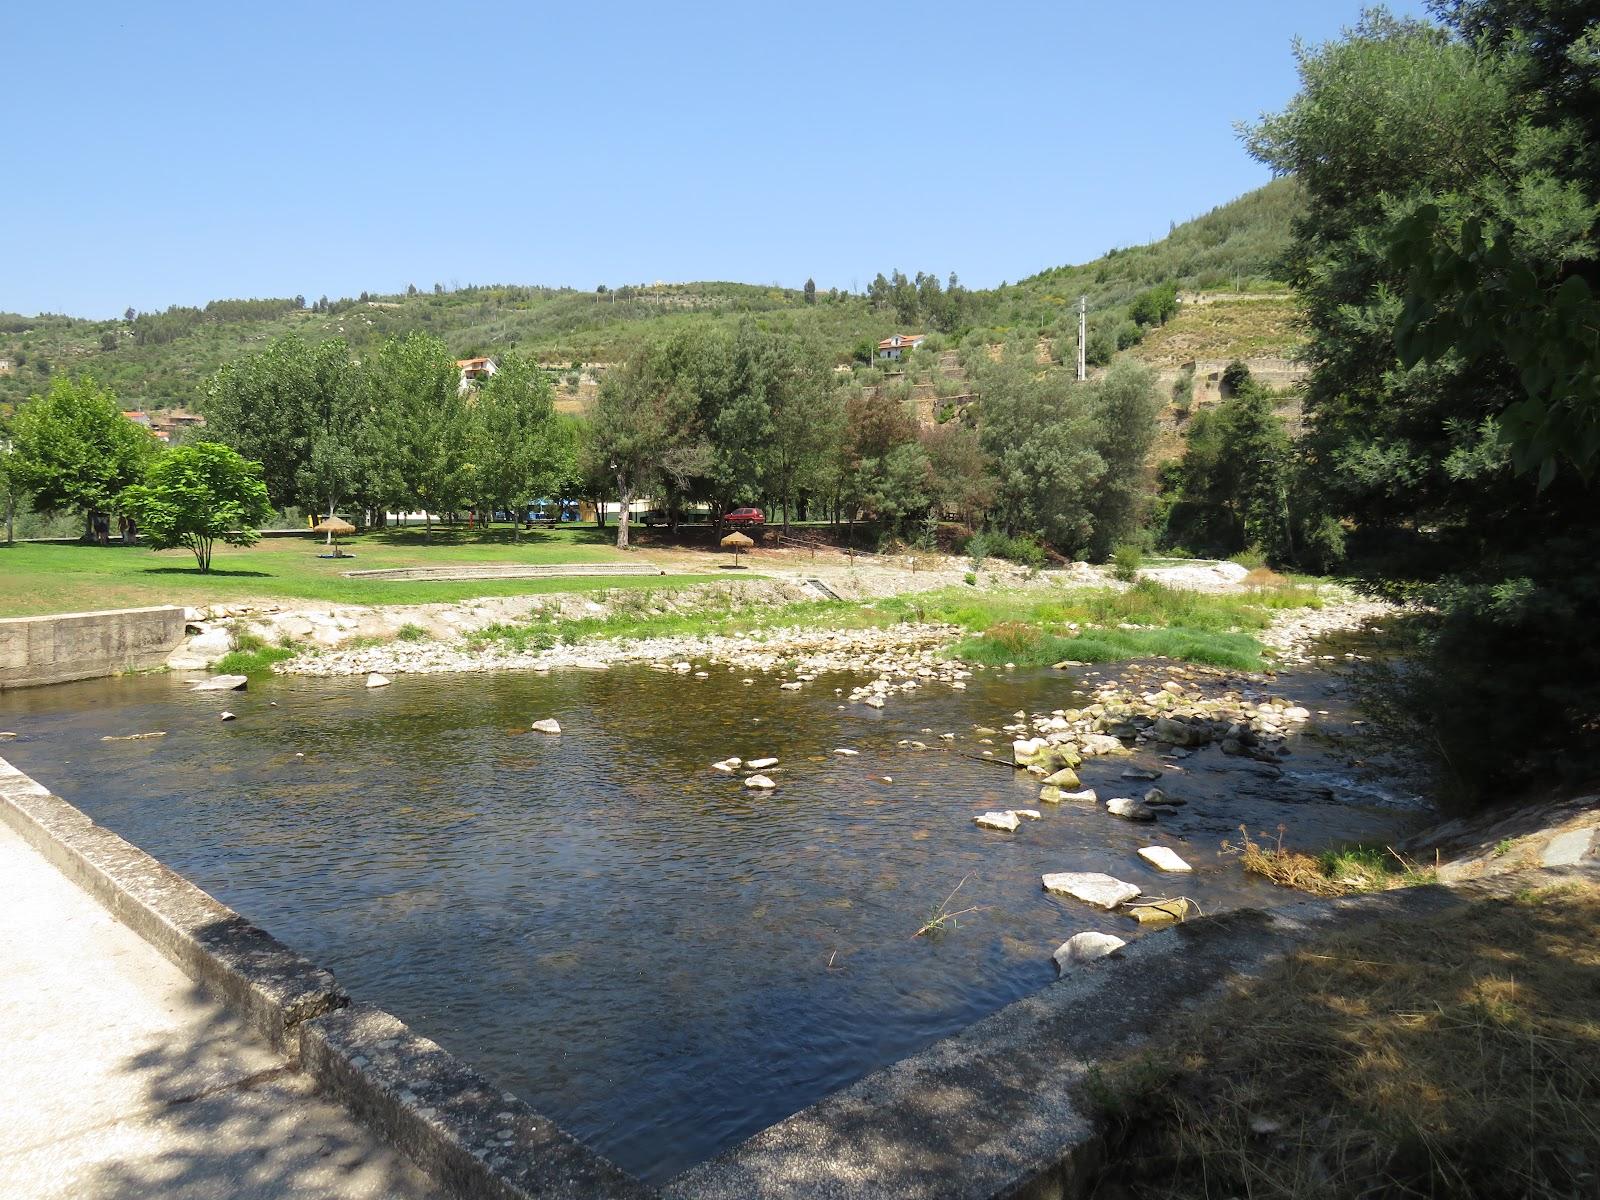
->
[365,333,471,533]
[0,412,17,545]
[119,442,273,572]
[201,334,363,520]
[587,333,707,549]
[1246,2,1600,807]
[1086,361,1163,559]
[470,353,562,539]
[973,349,1102,553]
[10,375,156,542]
[803,277,816,305]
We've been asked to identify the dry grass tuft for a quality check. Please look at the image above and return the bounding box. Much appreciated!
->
[1086,881,1600,1199]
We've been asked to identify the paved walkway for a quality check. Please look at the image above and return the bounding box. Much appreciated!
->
[0,820,435,1200]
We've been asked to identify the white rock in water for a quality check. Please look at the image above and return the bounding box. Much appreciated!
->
[1011,737,1048,765]
[744,774,776,790]
[747,757,778,770]
[1107,797,1157,822]
[191,674,249,692]
[711,758,741,773]
[1011,808,1042,820]
[974,810,1020,832]
[219,711,236,721]
[779,681,804,690]
[365,673,391,688]
[1061,788,1100,803]
[1138,846,1193,873]
[1041,872,1141,909]
[833,748,859,757]
[863,696,885,708]
[529,718,562,734]
[1053,931,1128,971]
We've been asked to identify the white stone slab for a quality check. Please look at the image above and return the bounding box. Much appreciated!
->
[974,811,1020,832]
[1138,846,1193,873]
[1041,872,1141,909]
[1052,931,1128,970]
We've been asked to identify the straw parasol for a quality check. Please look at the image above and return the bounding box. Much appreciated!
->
[720,530,753,568]
[311,515,356,557]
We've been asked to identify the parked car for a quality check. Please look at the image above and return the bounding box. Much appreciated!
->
[724,507,765,526]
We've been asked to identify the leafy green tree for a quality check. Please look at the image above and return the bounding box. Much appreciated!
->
[587,333,708,549]
[10,375,156,541]
[1247,2,1600,807]
[365,333,472,533]
[470,353,562,539]
[201,334,362,517]
[803,277,816,305]
[1086,361,1163,559]
[0,411,17,544]
[119,442,273,572]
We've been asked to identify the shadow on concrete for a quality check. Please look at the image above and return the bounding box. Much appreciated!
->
[76,975,433,1200]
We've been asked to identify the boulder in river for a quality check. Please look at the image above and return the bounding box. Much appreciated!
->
[1042,766,1081,789]
[974,810,1021,832]
[1154,716,1211,747]
[191,675,248,692]
[365,673,391,689]
[747,757,778,770]
[1052,931,1128,971]
[1107,797,1157,822]
[1126,897,1195,925]
[833,748,859,757]
[1041,872,1141,910]
[1143,788,1185,807]
[1061,788,1099,803]
[529,718,561,734]
[1137,846,1193,873]
[744,774,776,790]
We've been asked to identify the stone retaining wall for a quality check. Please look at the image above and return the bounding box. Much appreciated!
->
[0,605,188,690]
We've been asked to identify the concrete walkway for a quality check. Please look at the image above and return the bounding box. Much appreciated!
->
[0,820,435,1200]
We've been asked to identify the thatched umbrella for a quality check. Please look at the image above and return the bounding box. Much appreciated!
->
[311,515,356,557]
[720,530,753,568]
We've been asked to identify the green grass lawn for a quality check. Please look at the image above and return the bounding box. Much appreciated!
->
[0,526,722,616]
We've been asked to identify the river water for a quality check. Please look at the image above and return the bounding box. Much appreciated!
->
[0,659,1415,1181]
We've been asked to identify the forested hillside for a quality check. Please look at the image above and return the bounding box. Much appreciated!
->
[0,179,1302,413]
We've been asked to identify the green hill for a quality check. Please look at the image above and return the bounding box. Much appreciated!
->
[0,178,1303,413]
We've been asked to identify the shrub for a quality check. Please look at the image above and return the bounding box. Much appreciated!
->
[1230,544,1268,570]
[964,529,991,571]
[964,571,977,587]
[1112,542,1142,582]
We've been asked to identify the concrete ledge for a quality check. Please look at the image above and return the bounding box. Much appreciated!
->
[302,1004,650,1200]
[0,605,187,689]
[0,756,347,1054]
[340,563,666,582]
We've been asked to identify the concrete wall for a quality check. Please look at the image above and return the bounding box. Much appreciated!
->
[0,606,188,690]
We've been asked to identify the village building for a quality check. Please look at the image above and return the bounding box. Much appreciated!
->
[876,333,926,361]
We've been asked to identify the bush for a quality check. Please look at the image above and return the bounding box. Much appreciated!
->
[1230,544,1268,570]
[964,529,991,570]
[1112,542,1142,582]
[985,531,1047,568]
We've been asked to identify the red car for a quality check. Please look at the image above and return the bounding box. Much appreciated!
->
[724,507,765,526]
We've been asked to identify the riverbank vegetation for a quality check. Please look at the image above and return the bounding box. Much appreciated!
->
[1087,880,1600,1199]
[461,579,1326,673]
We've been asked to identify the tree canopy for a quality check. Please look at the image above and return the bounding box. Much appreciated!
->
[119,441,274,572]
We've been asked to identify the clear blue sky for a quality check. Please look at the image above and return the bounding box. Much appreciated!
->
[8,0,1429,318]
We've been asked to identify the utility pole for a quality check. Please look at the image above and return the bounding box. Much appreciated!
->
[1076,295,1087,382]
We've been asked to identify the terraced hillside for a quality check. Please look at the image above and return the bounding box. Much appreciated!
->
[0,178,1306,416]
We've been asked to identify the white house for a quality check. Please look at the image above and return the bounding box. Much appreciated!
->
[876,333,927,361]
[456,356,498,393]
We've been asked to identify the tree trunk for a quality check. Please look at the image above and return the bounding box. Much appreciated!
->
[4,494,13,545]
[615,477,633,550]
